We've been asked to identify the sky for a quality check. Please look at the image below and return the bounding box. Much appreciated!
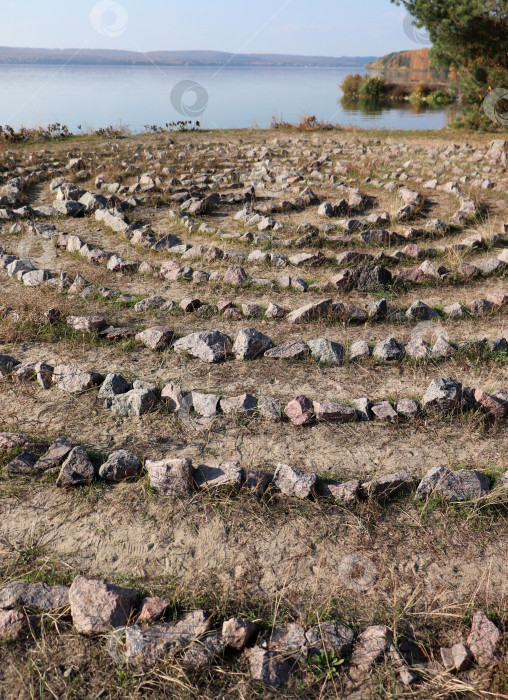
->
[0,0,423,57]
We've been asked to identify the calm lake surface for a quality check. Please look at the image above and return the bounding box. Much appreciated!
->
[0,64,452,132]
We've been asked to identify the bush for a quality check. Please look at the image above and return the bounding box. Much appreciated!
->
[359,76,387,101]
[426,90,453,107]
[340,74,363,98]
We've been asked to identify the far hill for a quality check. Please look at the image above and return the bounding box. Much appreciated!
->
[366,48,450,85]
[366,48,431,72]
[0,47,377,68]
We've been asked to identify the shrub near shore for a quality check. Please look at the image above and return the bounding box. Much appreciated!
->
[340,74,454,109]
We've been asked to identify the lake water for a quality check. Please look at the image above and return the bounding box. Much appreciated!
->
[0,64,452,132]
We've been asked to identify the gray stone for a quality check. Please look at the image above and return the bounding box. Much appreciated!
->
[273,463,317,499]
[247,647,290,687]
[432,336,456,358]
[488,337,508,352]
[352,626,392,667]
[53,365,103,393]
[193,462,243,490]
[161,383,184,412]
[368,298,387,319]
[313,401,357,422]
[233,328,274,360]
[220,393,257,415]
[67,316,106,333]
[222,618,258,651]
[307,338,345,365]
[396,398,419,419]
[264,340,309,359]
[405,300,439,321]
[371,401,398,422]
[181,632,225,670]
[287,299,332,324]
[56,446,94,486]
[135,326,174,351]
[305,622,355,657]
[349,341,370,360]
[98,373,130,403]
[191,392,220,418]
[22,269,52,286]
[265,302,286,319]
[174,330,233,363]
[151,234,182,251]
[0,610,30,640]
[443,302,467,318]
[467,611,502,669]
[146,458,193,496]
[476,257,503,275]
[315,480,360,505]
[291,276,308,292]
[352,397,372,421]
[405,339,432,359]
[0,581,69,611]
[110,388,157,417]
[415,467,490,501]
[180,297,201,312]
[34,438,74,472]
[35,362,53,390]
[364,471,417,499]
[120,625,190,667]
[241,303,263,318]
[422,377,463,412]
[5,452,36,475]
[99,450,142,481]
[134,295,166,312]
[223,265,248,286]
[257,396,282,422]
[264,623,307,655]
[373,337,403,361]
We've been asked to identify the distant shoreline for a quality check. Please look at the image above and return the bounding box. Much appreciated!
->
[0,62,371,69]
[0,47,376,69]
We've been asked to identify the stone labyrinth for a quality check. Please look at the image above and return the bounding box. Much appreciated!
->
[0,130,507,697]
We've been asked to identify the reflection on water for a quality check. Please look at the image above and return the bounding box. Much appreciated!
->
[340,96,458,120]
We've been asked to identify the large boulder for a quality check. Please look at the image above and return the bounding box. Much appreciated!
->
[135,326,174,351]
[415,467,490,501]
[467,611,502,669]
[307,338,345,365]
[247,647,290,687]
[273,463,317,499]
[422,377,463,412]
[174,330,233,363]
[373,337,403,361]
[53,365,103,393]
[233,328,273,360]
[110,388,157,416]
[0,582,69,611]
[146,458,193,496]
[69,576,139,635]
[287,299,332,324]
[56,446,95,487]
[99,450,142,481]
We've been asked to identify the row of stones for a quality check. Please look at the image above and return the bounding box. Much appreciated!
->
[3,428,507,503]
[64,312,508,362]
[3,330,508,425]
[92,207,508,283]
[1,575,502,686]
[56,207,508,294]
[3,233,507,331]
[11,302,504,365]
